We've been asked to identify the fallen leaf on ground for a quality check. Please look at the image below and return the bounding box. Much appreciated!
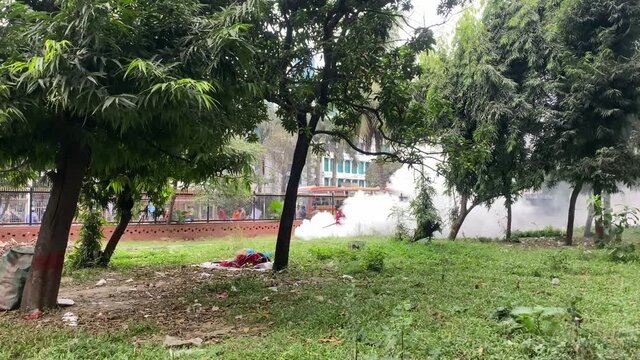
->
[215,292,228,300]
[95,279,107,287]
[319,336,343,345]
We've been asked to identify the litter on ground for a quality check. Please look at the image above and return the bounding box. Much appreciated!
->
[198,249,273,271]
[61,312,78,327]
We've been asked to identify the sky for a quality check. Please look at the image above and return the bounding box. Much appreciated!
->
[404,0,478,42]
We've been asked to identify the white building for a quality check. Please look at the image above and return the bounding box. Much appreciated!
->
[319,152,373,188]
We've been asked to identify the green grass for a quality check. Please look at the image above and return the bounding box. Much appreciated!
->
[3,233,640,359]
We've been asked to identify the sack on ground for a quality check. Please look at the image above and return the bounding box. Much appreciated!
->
[0,246,34,310]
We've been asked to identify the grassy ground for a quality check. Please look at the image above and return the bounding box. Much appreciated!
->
[2,232,640,360]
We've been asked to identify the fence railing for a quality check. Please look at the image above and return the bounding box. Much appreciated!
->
[0,190,339,226]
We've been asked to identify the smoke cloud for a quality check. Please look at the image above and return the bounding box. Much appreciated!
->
[294,165,640,240]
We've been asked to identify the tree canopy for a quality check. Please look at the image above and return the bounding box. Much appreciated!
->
[0,0,265,309]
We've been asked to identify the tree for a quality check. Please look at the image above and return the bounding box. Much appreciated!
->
[365,160,402,188]
[544,0,640,245]
[474,0,549,241]
[254,0,447,270]
[0,0,263,310]
[421,11,509,241]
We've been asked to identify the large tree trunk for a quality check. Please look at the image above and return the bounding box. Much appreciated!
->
[565,183,583,246]
[100,185,134,266]
[583,203,594,238]
[505,199,513,242]
[448,195,475,240]
[21,142,90,311]
[166,180,178,225]
[274,130,311,271]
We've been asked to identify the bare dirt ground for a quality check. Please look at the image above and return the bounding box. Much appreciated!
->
[0,264,334,346]
[3,267,272,343]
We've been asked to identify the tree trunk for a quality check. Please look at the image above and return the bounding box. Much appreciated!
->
[448,195,474,240]
[315,156,323,186]
[280,170,288,193]
[274,130,311,271]
[100,185,134,266]
[166,180,178,225]
[565,183,583,246]
[593,185,605,243]
[21,142,90,311]
[583,203,594,238]
[505,199,513,242]
[331,145,338,186]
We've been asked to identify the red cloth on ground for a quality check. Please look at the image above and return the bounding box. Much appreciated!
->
[218,253,268,268]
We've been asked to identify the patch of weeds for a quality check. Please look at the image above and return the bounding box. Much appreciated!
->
[494,305,571,336]
[606,243,637,263]
[361,248,385,273]
[512,226,564,240]
[545,251,571,273]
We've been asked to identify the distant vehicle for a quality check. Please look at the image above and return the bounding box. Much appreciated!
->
[297,185,389,218]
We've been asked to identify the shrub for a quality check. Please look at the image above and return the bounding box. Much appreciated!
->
[389,205,411,242]
[410,178,441,241]
[362,248,385,272]
[512,226,564,240]
[494,305,570,336]
[545,251,571,273]
[68,209,105,269]
[607,243,637,263]
[268,200,284,219]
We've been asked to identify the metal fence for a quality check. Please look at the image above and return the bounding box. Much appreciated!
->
[0,189,338,225]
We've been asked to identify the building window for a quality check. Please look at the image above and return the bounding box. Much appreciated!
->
[337,159,344,173]
[365,162,370,172]
[324,178,330,186]
[323,158,329,172]
[344,160,351,173]
[330,159,335,172]
[358,161,365,174]
[351,160,357,174]
[359,180,365,187]
[337,179,344,187]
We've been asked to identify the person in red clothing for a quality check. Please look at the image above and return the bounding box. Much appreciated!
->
[335,205,344,225]
[217,207,228,221]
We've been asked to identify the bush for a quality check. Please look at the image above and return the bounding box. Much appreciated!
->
[410,179,441,241]
[512,226,564,240]
[389,205,411,242]
[268,200,284,219]
[607,243,637,263]
[68,209,105,269]
[362,248,385,272]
